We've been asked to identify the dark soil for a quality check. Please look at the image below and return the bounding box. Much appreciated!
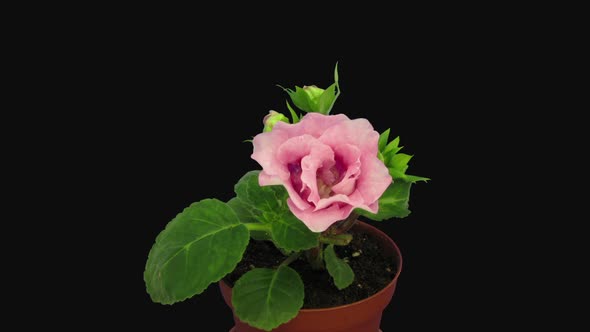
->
[224,229,397,309]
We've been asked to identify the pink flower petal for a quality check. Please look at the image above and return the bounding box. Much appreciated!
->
[330,144,361,196]
[276,135,331,210]
[287,199,353,232]
[251,129,290,180]
[274,113,350,138]
[319,118,380,157]
[356,155,392,204]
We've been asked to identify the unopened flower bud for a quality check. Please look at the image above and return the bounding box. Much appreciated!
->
[302,85,325,101]
[263,111,289,132]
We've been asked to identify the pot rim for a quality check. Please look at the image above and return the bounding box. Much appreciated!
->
[221,220,403,313]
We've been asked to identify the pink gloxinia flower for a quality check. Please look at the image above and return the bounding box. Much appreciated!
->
[251,113,392,232]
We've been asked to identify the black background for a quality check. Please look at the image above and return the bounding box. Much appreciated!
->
[91,37,504,330]
[15,9,561,330]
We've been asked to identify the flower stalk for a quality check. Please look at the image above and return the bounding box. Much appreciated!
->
[319,233,353,246]
[325,212,360,235]
[280,251,302,267]
[306,245,325,270]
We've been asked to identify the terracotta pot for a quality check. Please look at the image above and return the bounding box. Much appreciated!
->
[219,221,402,332]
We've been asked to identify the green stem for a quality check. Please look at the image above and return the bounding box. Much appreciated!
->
[280,251,302,267]
[306,244,324,270]
[319,233,353,246]
[244,223,270,232]
[326,212,360,235]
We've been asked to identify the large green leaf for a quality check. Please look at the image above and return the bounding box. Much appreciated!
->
[324,245,355,290]
[270,210,319,251]
[227,197,260,224]
[144,199,249,304]
[234,171,286,220]
[234,171,319,251]
[232,266,304,331]
[228,197,272,241]
[357,180,412,221]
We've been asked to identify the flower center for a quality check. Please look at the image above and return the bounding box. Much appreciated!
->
[289,154,347,203]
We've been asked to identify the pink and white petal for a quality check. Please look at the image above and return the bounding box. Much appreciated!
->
[365,201,379,214]
[274,113,350,139]
[356,155,392,205]
[331,177,357,196]
[314,193,353,211]
[251,129,290,179]
[319,118,380,156]
[259,171,284,186]
[287,199,353,232]
[276,134,320,164]
[300,145,335,204]
[282,178,312,211]
[330,144,362,195]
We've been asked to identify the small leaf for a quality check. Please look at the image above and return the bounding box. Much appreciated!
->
[334,61,339,83]
[388,168,407,181]
[317,83,337,114]
[324,245,355,290]
[405,174,430,183]
[383,136,401,155]
[357,180,412,221]
[292,86,314,112]
[286,101,300,123]
[391,153,413,174]
[379,129,391,152]
[232,266,304,331]
[144,199,249,304]
[278,85,311,113]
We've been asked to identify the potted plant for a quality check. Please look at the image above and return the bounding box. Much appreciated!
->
[144,64,428,331]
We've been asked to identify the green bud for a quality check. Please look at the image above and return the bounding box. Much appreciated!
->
[263,111,289,132]
[303,85,325,101]
[278,63,341,115]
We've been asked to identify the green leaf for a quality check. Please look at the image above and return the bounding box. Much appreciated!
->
[234,171,287,222]
[292,86,314,112]
[405,174,430,183]
[232,266,304,331]
[379,129,391,152]
[317,83,337,114]
[286,101,300,123]
[324,245,355,290]
[388,168,407,181]
[227,197,271,241]
[357,180,412,221]
[227,197,260,224]
[270,210,319,251]
[144,199,249,304]
[234,171,319,251]
[383,136,401,155]
[391,153,412,174]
